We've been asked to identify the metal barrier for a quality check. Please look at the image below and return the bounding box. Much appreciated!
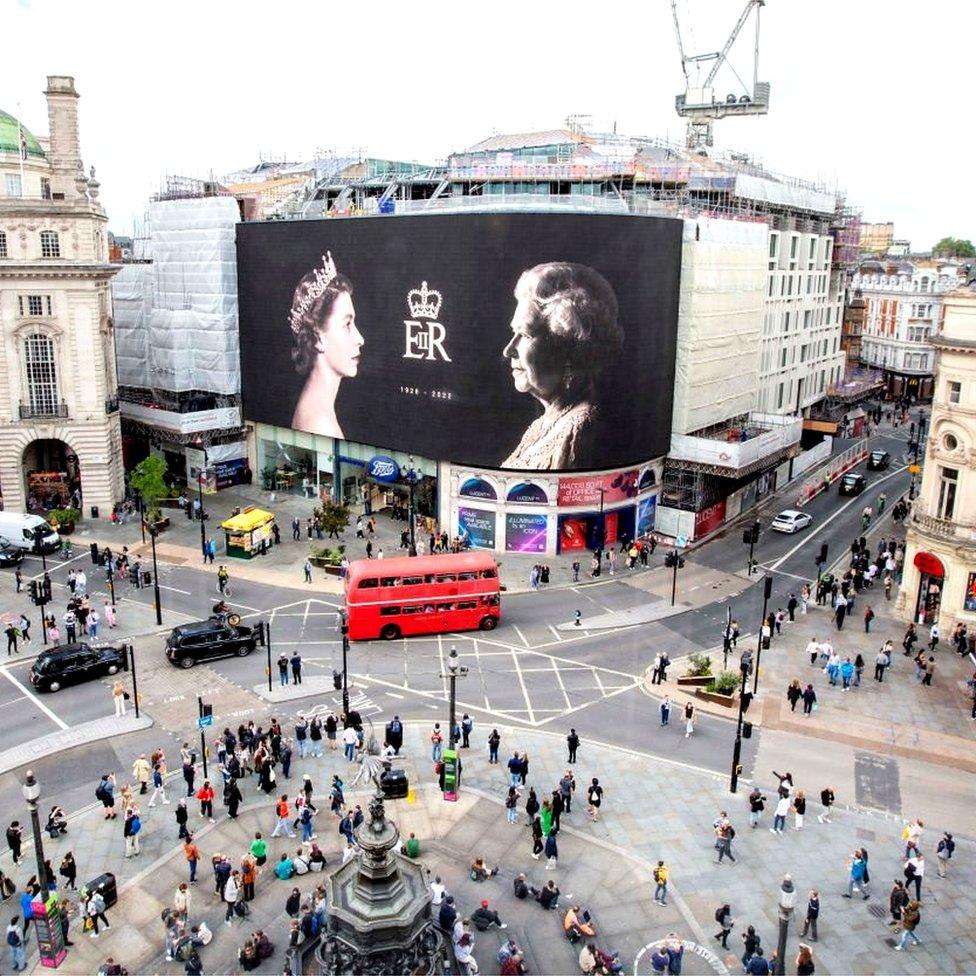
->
[794,439,869,508]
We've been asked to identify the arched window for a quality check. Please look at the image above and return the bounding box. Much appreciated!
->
[24,333,59,416]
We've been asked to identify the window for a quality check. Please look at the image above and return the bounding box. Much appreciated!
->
[776,383,784,409]
[5,174,22,197]
[23,333,59,415]
[40,231,60,258]
[379,606,401,616]
[18,295,52,317]
[944,433,958,452]
[40,178,51,200]
[948,381,961,404]
[937,467,958,520]
[780,348,788,368]
[357,578,379,589]
[0,231,6,258]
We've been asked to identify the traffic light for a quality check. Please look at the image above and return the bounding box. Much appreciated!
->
[741,691,754,712]
[742,721,753,738]
[742,520,760,545]
[818,542,829,566]
[29,580,39,604]
[665,551,675,568]
[128,566,139,584]
[200,702,213,719]
[333,670,343,690]
[255,622,266,647]
[677,556,686,569]
[42,577,52,602]
[90,542,99,564]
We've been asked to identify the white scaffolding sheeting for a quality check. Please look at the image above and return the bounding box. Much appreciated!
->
[148,196,240,394]
[670,217,767,435]
[112,262,152,389]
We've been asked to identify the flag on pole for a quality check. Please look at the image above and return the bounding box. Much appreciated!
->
[20,132,28,160]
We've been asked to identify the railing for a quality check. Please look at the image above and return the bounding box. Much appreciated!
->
[19,402,68,420]
[911,506,976,543]
[105,396,120,414]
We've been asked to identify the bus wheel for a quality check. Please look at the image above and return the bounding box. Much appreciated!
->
[380,624,401,641]
[479,616,498,631]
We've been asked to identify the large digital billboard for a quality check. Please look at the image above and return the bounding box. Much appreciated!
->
[237,213,681,471]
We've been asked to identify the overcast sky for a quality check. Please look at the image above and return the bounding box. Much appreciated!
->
[5,0,971,248]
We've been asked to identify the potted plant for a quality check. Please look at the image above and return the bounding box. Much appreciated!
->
[49,507,81,534]
[678,652,714,687]
[309,544,346,574]
[696,669,741,706]
[129,456,171,532]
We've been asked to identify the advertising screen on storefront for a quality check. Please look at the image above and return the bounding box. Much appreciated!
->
[505,513,548,552]
[458,507,495,549]
[237,213,682,471]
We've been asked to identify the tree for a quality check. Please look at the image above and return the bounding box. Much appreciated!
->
[933,236,975,258]
[129,455,169,523]
[315,498,351,539]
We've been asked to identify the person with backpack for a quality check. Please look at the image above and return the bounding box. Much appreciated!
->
[505,786,521,825]
[271,796,295,838]
[586,779,603,822]
[123,807,142,858]
[713,904,733,949]
[87,889,110,937]
[937,832,955,878]
[6,917,27,971]
[96,774,117,820]
[652,861,669,905]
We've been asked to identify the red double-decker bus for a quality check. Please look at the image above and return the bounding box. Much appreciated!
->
[344,552,501,641]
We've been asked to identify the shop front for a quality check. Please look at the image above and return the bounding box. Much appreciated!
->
[911,550,945,626]
[444,461,662,556]
[23,439,81,513]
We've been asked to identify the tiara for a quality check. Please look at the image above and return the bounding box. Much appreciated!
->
[289,252,339,333]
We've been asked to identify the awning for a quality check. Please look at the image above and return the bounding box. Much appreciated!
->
[913,551,945,579]
[221,507,274,532]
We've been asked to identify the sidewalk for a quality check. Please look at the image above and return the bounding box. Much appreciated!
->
[5,721,975,975]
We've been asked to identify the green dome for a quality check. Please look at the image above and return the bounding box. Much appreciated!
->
[0,109,45,159]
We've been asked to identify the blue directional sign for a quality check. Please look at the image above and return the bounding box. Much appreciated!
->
[197,714,214,730]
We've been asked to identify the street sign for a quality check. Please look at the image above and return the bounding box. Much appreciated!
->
[908,463,920,475]
[675,535,687,549]
[196,714,213,730]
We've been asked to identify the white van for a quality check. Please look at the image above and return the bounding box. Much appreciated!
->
[0,513,60,554]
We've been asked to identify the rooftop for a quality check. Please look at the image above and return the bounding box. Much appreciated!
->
[0,109,45,160]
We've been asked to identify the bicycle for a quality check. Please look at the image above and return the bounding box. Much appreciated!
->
[59,540,73,560]
[216,580,233,599]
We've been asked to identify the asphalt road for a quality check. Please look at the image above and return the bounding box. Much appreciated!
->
[0,427,916,830]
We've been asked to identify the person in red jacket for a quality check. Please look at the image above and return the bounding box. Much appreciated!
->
[196,781,215,822]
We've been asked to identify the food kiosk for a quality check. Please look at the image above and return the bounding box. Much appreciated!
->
[221,506,275,559]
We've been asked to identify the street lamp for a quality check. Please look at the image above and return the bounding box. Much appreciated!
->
[753,574,773,696]
[399,456,419,556]
[729,648,753,793]
[337,609,350,715]
[148,525,162,625]
[22,770,48,893]
[774,873,796,976]
[194,439,209,557]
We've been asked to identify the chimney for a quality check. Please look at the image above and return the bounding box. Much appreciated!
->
[44,75,85,198]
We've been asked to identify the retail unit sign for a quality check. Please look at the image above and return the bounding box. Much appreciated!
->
[366,455,399,483]
[459,477,498,500]
[120,402,242,435]
[693,499,726,539]
[237,213,682,471]
[457,507,495,549]
[557,470,638,507]
[505,513,548,552]
[506,482,548,504]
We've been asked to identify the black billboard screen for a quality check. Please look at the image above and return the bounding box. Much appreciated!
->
[237,212,681,471]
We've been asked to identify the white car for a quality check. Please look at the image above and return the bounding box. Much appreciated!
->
[770,510,812,534]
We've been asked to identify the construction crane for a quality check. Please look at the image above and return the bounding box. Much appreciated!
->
[671,0,770,151]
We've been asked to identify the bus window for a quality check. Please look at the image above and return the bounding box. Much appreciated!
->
[435,574,457,584]
[357,578,379,589]
[380,577,399,587]
[439,602,455,611]
[457,572,478,581]
[457,601,477,610]
[401,606,422,615]
[401,576,423,586]
[480,594,500,606]
[379,606,401,616]
[480,569,497,579]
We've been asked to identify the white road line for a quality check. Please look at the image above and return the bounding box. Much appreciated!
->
[769,464,908,572]
[512,625,530,648]
[0,695,28,710]
[591,669,606,696]
[534,681,638,726]
[509,648,536,724]
[547,624,564,642]
[0,666,68,729]
[385,692,404,699]
[157,584,192,595]
[551,658,572,710]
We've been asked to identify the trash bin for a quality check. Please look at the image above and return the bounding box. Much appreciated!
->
[380,768,409,799]
[87,871,117,909]
[90,506,99,519]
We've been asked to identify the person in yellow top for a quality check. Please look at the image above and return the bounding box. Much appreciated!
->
[653,860,669,905]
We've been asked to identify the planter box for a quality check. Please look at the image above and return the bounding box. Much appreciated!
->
[323,565,341,577]
[309,555,340,570]
[677,675,713,687]
[695,688,737,707]
[57,523,76,535]
[143,517,171,533]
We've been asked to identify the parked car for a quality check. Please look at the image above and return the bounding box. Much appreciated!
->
[165,618,256,669]
[29,642,129,693]
[839,473,867,496]
[867,450,890,471]
[0,543,25,567]
[770,510,813,534]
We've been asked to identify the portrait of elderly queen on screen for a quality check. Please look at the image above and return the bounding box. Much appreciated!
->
[501,262,623,470]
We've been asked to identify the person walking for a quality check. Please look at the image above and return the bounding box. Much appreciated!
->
[225,778,243,820]
[936,832,955,878]
[889,880,909,927]
[132,754,151,795]
[6,916,26,971]
[560,771,575,814]
[715,818,736,864]
[278,654,289,687]
[660,696,672,726]
[272,795,296,838]
[303,559,313,584]
[863,605,875,633]
[87,888,110,937]
[184,835,200,883]
[684,702,695,738]
[196,780,215,822]
[112,680,127,718]
[817,787,835,824]
[713,904,733,949]
[748,787,766,828]
[792,790,806,830]
[431,725,444,763]
[786,681,802,712]
[652,861,669,905]
[801,684,817,715]
[894,900,921,951]
[487,729,500,764]
[904,851,924,901]
[290,653,303,685]
[58,851,77,890]
[844,849,869,899]
[770,795,789,834]
[586,779,603,822]
[505,787,520,825]
[567,729,579,763]
[223,871,241,925]
[800,889,819,941]
[5,821,23,866]
[544,829,559,871]
[123,807,142,858]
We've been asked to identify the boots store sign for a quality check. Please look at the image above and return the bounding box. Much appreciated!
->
[237,213,681,472]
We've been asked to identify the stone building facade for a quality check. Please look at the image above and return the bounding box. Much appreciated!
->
[0,76,122,517]
[899,288,976,630]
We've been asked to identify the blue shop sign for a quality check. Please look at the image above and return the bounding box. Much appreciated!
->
[366,455,399,483]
